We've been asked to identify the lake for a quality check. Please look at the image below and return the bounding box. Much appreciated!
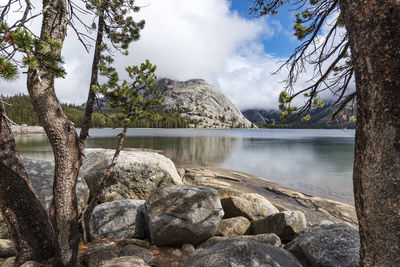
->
[15,128,355,204]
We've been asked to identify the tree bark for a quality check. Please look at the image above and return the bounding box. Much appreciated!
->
[82,127,127,242]
[79,15,105,144]
[0,99,56,265]
[340,0,400,265]
[26,0,81,266]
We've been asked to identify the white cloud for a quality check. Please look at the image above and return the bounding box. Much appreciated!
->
[0,0,294,110]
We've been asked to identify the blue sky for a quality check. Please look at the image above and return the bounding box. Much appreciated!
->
[229,0,299,58]
[0,0,311,110]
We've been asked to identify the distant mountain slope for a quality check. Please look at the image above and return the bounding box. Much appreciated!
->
[242,105,356,129]
[145,78,253,128]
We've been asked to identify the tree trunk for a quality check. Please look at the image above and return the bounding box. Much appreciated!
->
[0,100,56,265]
[79,15,105,144]
[340,0,400,265]
[82,127,127,242]
[26,0,81,266]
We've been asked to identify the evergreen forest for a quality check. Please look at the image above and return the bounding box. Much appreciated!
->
[3,94,189,128]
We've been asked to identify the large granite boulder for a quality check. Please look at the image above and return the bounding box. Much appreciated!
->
[0,158,90,238]
[121,245,153,263]
[286,223,360,267]
[81,242,119,267]
[101,256,150,267]
[90,200,146,239]
[252,210,307,242]
[2,258,40,267]
[198,233,281,249]
[82,149,182,202]
[215,216,251,237]
[183,239,302,267]
[221,193,279,221]
[145,185,224,246]
[23,158,90,213]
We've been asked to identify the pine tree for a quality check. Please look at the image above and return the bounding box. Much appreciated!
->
[251,0,400,264]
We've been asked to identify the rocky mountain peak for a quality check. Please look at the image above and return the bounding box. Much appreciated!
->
[147,78,253,128]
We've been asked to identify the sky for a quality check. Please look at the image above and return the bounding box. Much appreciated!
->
[0,0,311,110]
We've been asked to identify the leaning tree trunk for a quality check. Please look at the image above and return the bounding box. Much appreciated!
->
[0,100,56,265]
[26,0,81,266]
[79,15,105,144]
[340,0,400,265]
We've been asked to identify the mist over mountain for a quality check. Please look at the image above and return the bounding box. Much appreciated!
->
[242,104,356,129]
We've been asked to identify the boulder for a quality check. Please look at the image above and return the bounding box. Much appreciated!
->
[101,256,150,267]
[0,158,90,238]
[145,185,224,246]
[252,210,307,242]
[81,242,119,267]
[198,233,281,249]
[90,200,146,239]
[121,245,153,264]
[82,149,182,202]
[23,158,89,213]
[221,193,279,221]
[183,239,302,267]
[286,223,360,267]
[0,239,13,249]
[1,257,15,267]
[2,258,39,267]
[117,239,151,249]
[181,244,195,254]
[215,216,251,237]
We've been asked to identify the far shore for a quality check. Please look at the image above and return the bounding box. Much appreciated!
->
[11,125,355,135]
[11,125,45,135]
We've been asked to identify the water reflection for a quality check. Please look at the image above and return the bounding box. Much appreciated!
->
[15,129,355,204]
[15,134,52,160]
[221,137,354,203]
[87,136,240,167]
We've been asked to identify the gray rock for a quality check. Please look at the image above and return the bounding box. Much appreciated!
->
[82,149,182,202]
[90,200,146,239]
[117,239,150,249]
[21,261,40,267]
[216,216,251,237]
[286,223,360,267]
[181,244,195,254]
[0,158,90,238]
[121,245,153,263]
[183,239,302,267]
[252,210,307,242]
[0,239,13,249]
[171,249,183,257]
[145,185,224,246]
[81,242,119,267]
[221,193,279,221]
[101,256,150,267]
[1,257,15,267]
[2,258,40,267]
[23,158,90,213]
[198,233,281,249]
[146,78,252,128]
[0,220,10,239]
[11,125,45,135]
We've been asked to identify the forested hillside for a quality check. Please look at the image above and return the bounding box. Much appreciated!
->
[242,104,356,129]
[3,94,189,128]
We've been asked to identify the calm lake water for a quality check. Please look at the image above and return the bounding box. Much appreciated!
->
[16,129,355,204]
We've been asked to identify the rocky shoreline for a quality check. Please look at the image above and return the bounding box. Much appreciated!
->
[0,149,360,266]
[11,125,45,135]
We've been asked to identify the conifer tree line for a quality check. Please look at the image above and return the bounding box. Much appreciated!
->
[3,94,189,128]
